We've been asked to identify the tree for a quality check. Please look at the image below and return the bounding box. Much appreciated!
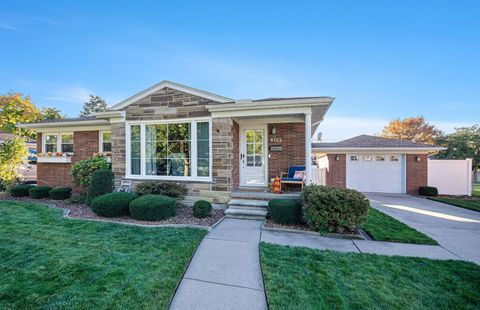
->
[80,95,108,116]
[41,107,63,120]
[435,125,480,168]
[0,137,28,189]
[0,92,41,139]
[380,116,443,144]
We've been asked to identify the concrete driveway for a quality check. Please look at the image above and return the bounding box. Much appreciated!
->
[366,193,480,264]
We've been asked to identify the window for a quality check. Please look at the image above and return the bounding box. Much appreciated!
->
[363,155,372,161]
[376,155,385,161]
[350,155,359,161]
[61,134,74,153]
[45,135,58,153]
[390,155,399,161]
[100,131,112,152]
[127,120,211,180]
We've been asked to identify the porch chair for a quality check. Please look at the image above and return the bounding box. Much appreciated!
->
[281,165,306,191]
[116,179,133,193]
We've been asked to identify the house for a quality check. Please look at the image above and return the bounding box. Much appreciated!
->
[17,80,441,206]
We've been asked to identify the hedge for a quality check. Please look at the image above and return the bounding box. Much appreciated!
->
[134,181,187,199]
[302,185,369,234]
[10,184,34,197]
[91,192,137,217]
[193,200,212,218]
[86,169,114,206]
[129,195,176,221]
[419,186,438,197]
[48,187,72,200]
[29,186,52,199]
[268,199,303,225]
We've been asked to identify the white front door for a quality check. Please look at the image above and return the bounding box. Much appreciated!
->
[240,126,268,186]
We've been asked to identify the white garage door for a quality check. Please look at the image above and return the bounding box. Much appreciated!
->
[346,154,405,194]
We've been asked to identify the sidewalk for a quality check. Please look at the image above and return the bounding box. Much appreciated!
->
[170,219,267,310]
[261,229,461,261]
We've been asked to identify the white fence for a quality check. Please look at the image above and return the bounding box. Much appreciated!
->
[312,167,327,186]
[428,158,472,196]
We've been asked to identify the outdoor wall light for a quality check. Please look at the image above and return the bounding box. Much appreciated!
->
[335,156,340,161]
[271,126,277,135]
[416,156,421,162]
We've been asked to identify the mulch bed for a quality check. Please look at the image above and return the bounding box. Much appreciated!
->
[0,194,224,227]
[264,219,312,232]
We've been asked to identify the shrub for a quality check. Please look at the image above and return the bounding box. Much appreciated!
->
[10,184,34,197]
[268,199,303,225]
[129,194,176,221]
[419,186,438,197]
[86,169,114,206]
[70,194,87,204]
[48,187,72,200]
[193,200,212,218]
[302,185,369,234]
[91,192,137,217]
[0,138,27,189]
[71,156,110,188]
[29,186,52,199]
[134,181,187,199]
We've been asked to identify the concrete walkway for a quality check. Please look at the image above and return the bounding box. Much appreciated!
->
[261,229,460,260]
[170,219,267,310]
[367,193,480,264]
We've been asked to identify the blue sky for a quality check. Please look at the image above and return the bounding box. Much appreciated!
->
[1,1,478,141]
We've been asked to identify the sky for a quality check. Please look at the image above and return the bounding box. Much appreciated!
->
[1,1,479,141]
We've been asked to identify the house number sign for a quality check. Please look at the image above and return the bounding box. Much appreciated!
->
[270,137,282,143]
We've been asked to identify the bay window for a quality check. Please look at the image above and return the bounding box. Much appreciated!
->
[127,119,211,180]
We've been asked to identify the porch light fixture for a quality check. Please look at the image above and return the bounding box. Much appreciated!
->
[416,156,421,162]
[335,156,340,161]
[271,126,277,135]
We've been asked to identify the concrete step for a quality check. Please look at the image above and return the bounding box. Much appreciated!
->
[228,199,269,208]
[224,208,268,220]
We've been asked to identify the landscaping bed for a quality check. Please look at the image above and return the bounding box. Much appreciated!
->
[428,196,480,212]
[0,200,207,309]
[0,195,224,227]
[261,243,480,310]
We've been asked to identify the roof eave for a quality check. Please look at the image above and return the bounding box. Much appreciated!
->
[312,146,447,153]
[17,119,110,129]
[206,97,334,112]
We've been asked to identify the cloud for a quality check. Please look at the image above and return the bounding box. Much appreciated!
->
[0,21,20,31]
[315,116,474,142]
[43,86,92,105]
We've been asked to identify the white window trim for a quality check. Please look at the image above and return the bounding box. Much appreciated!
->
[99,130,112,153]
[42,132,74,153]
[125,117,213,182]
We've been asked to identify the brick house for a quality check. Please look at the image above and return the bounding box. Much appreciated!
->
[18,80,442,207]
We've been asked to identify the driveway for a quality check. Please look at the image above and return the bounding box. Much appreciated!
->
[366,193,480,264]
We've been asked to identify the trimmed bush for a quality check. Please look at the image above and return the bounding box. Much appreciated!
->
[91,192,137,217]
[48,187,72,200]
[268,199,303,225]
[419,186,438,197]
[71,155,110,188]
[10,184,34,197]
[302,185,369,234]
[193,200,212,218]
[29,186,52,199]
[86,169,114,206]
[134,181,187,199]
[129,194,176,221]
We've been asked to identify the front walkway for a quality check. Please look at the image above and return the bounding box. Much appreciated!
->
[170,219,267,310]
[366,193,480,264]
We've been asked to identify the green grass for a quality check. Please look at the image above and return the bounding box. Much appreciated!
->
[261,243,480,310]
[363,208,438,245]
[428,197,480,212]
[473,183,480,197]
[0,200,207,309]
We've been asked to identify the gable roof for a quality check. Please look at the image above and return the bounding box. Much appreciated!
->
[313,135,445,152]
[109,80,233,110]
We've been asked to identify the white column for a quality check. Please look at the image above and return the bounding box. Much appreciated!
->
[305,112,312,185]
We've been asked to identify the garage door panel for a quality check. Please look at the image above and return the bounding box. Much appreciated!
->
[346,154,405,194]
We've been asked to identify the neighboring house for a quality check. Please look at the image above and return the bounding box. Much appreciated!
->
[18,80,441,202]
[0,131,37,183]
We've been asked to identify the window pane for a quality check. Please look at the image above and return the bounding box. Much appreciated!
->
[146,159,167,176]
[61,134,73,143]
[62,144,74,153]
[197,159,209,177]
[45,144,56,153]
[247,155,254,166]
[168,141,191,158]
[255,143,263,154]
[197,122,209,139]
[254,130,263,143]
[197,122,210,177]
[246,131,254,143]
[254,155,263,167]
[197,141,209,158]
[168,158,190,176]
[46,135,57,144]
[130,125,141,175]
[102,143,112,152]
[102,132,112,143]
[246,143,254,155]
[168,123,190,141]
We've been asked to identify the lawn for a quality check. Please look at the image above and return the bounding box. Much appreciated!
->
[362,208,438,245]
[0,200,207,309]
[261,243,480,310]
[473,183,480,197]
[428,197,480,212]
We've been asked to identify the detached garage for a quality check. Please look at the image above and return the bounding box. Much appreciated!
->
[312,135,445,194]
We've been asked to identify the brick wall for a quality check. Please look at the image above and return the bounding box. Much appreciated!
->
[36,131,101,189]
[406,154,428,194]
[267,123,306,179]
[326,154,346,188]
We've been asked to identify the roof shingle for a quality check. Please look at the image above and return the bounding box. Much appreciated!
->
[313,134,437,148]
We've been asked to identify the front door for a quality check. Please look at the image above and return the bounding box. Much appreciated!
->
[240,126,267,186]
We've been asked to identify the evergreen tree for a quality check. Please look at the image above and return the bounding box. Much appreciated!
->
[80,95,108,116]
